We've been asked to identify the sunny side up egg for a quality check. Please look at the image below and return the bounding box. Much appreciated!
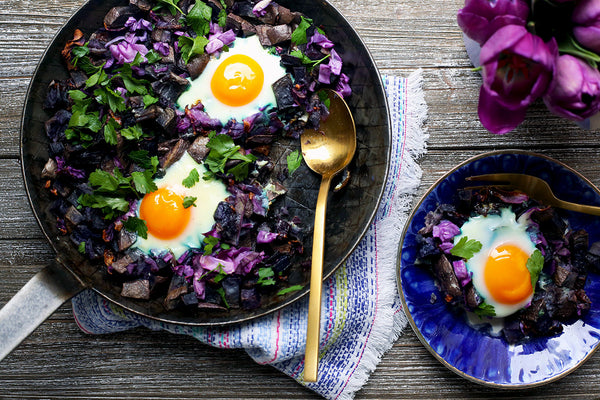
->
[133,152,229,258]
[177,35,287,124]
[454,208,537,317]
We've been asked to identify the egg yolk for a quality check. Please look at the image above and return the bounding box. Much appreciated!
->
[139,188,191,240]
[484,244,533,305]
[211,54,264,107]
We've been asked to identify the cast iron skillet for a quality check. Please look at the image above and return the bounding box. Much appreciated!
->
[0,0,390,360]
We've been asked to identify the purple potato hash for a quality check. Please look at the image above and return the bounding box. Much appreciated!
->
[415,187,599,344]
[41,0,351,312]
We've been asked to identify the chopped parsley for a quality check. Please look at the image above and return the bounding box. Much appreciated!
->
[474,301,496,317]
[291,16,313,45]
[179,35,209,64]
[257,267,276,286]
[182,168,200,188]
[187,1,213,36]
[183,196,197,208]
[156,0,183,15]
[203,235,219,255]
[123,216,149,239]
[203,132,256,181]
[526,249,544,290]
[450,236,482,260]
[287,150,303,176]
[277,285,304,296]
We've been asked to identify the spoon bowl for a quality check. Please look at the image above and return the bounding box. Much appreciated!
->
[301,89,356,382]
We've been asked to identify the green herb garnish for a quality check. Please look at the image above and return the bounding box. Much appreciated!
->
[203,132,256,181]
[179,35,209,64]
[450,236,482,260]
[183,196,197,208]
[291,16,313,45]
[286,150,302,176]
[187,1,212,36]
[203,235,219,255]
[156,0,183,15]
[257,267,276,286]
[182,168,200,188]
[276,285,304,296]
[123,216,149,239]
[474,301,496,317]
[526,249,544,290]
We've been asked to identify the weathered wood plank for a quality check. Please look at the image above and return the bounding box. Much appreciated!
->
[1,0,600,398]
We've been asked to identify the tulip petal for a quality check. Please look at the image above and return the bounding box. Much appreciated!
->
[478,86,527,134]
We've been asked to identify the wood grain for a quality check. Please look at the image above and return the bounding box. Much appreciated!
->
[1,0,599,398]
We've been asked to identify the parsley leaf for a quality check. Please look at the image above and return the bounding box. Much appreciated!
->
[286,150,302,176]
[145,49,162,64]
[78,241,86,254]
[290,49,330,67]
[204,133,256,181]
[218,8,227,27]
[187,1,212,36]
[156,0,183,15]
[257,267,276,286]
[88,169,121,192]
[123,216,149,239]
[526,249,544,290]
[120,124,145,140]
[128,150,159,171]
[78,193,130,219]
[131,170,158,194]
[217,287,230,308]
[182,168,200,188]
[474,301,496,317]
[179,35,209,64]
[450,236,482,260]
[317,90,331,109]
[203,235,219,255]
[143,94,159,108]
[291,16,313,45]
[276,285,304,296]
[103,116,119,145]
[183,196,197,208]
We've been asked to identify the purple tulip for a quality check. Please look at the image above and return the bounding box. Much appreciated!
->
[457,0,530,45]
[543,55,600,120]
[478,25,557,134]
[573,0,600,52]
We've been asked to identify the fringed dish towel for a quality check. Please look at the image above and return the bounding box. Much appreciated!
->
[71,70,428,400]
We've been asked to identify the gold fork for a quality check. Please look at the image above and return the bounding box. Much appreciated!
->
[466,173,600,216]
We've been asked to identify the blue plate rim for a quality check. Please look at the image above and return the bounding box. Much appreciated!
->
[396,149,600,389]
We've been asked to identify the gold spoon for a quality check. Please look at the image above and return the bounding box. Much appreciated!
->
[301,89,356,382]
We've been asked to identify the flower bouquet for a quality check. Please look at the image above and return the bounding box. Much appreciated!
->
[458,0,600,134]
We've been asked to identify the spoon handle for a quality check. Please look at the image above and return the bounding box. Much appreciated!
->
[304,174,333,382]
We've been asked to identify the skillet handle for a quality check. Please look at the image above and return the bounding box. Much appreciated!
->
[0,261,86,361]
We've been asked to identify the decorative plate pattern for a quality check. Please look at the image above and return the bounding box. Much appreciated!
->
[398,150,600,387]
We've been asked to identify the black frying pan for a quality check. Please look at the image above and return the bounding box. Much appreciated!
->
[0,0,390,360]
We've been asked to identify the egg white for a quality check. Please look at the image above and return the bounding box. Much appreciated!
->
[177,35,287,124]
[455,208,537,318]
[133,152,229,258]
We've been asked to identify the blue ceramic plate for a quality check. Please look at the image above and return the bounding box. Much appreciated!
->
[398,150,600,388]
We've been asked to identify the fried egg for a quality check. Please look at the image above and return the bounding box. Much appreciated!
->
[133,152,229,258]
[455,208,537,317]
[177,35,287,124]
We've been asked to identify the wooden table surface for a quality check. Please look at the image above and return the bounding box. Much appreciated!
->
[2,0,600,398]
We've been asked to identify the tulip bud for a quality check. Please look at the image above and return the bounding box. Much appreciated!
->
[478,25,557,134]
[543,55,600,120]
[573,0,600,52]
[457,0,530,45]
